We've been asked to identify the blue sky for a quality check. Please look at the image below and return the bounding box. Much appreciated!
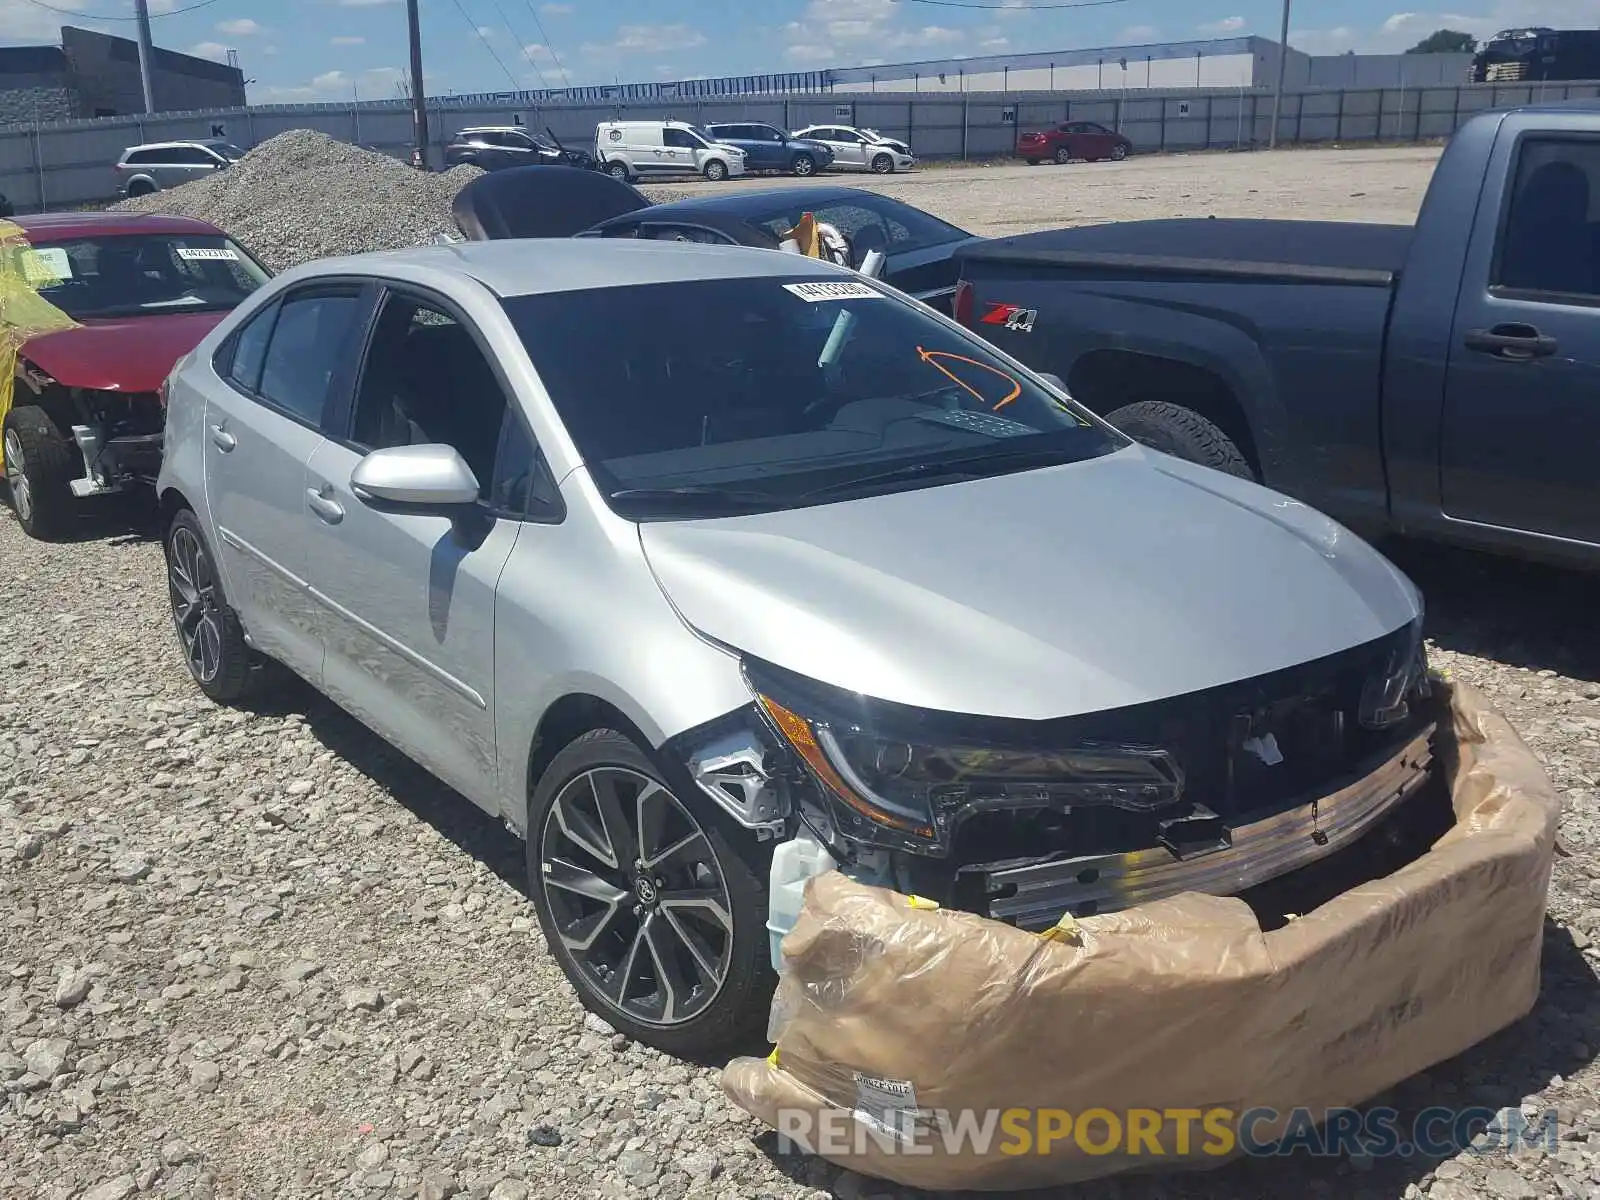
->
[2,0,1590,103]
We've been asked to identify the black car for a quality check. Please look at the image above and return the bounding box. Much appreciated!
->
[451,168,980,313]
[443,126,597,172]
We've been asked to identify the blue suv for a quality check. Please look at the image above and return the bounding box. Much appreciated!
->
[702,123,834,177]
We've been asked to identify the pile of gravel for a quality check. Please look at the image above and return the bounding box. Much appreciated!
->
[111,129,690,273]
[112,130,483,272]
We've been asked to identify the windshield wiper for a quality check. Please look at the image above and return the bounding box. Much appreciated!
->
[607,485,783,512]
[796,444,1082,501]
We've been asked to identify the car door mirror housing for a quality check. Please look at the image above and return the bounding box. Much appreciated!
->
[350,444,481,509]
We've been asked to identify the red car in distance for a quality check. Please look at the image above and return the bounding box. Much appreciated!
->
[2,211,269,540]
[1017,121,1133,165]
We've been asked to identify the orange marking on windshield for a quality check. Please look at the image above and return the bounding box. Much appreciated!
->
[916,345,1023,411]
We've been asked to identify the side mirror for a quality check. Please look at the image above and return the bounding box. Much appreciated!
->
[350,444,480,509]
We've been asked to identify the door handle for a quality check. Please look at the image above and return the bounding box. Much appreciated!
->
[305,487,344,525]
[1463,324,1558,360]
[208,423,236,452]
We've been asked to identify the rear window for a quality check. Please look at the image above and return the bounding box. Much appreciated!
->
[503,275,1120,517]
[15,233,270,320]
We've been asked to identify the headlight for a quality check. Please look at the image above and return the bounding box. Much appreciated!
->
[1359,613,1427,729]
[745,661,1183,855]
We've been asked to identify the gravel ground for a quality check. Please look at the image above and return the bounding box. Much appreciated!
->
[5,143,1599,1200]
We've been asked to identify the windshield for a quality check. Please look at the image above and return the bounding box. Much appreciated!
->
[504,276,1124,518]
[17,233,270,320]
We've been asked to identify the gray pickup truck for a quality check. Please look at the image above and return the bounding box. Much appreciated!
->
[952,99,1600,569]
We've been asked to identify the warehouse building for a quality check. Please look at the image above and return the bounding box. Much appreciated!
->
[0,26,245,124]
[827,36,1473,94]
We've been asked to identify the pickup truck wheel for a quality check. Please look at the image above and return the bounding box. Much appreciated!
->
[791,153,816,177]
[3,405,77,541]
[1105,401,1254,480]
[527,729,773,1056]
[1054,147,1073,165]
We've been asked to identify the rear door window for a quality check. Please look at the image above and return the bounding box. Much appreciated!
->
[256,290,365,425]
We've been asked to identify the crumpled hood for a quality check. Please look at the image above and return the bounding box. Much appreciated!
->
[23,310,226,393]
[639,447,1421,721]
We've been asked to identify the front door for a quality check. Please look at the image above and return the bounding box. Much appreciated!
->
[1440,131,1600,547]
[302,287,525,806]
[202,284,367,678]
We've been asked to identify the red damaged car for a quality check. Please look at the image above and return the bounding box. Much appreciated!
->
[3,212,269,539]
[1017,120,1132,165]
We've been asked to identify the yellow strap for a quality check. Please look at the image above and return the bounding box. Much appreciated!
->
[766,1047,780,1068]
[1038,912,1082,944]
[906,894,940,910]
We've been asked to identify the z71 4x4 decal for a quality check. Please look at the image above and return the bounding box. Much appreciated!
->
[979,302,1038,333]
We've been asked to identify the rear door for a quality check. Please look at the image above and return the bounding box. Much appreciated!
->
[202,282,370,679]
[302,285,527,804]
[1440,126,1600,546]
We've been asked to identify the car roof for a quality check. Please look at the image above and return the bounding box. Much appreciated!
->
[14,211,229,239]
[620,185,878,222]
[121,139,229,152]
[457,126,530,134]
[295,237,857,299]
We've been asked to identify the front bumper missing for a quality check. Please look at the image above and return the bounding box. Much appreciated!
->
[974,725,1436,929]
[68,424,163,497]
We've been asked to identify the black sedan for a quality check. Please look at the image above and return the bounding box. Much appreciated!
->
[451,168,980,313]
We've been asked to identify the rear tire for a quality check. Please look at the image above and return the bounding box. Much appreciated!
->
[1104,400,1254,480]
[1054,146,1072,165]
[703,159,729,182]
[527,729,773,1056]
[790,153,815,177]
[125,179,156,198]
[869,153,894,174]
[164,508,263,704]
[3,405,77,541]
[605,160,631,182]
[1024,158,1041,166]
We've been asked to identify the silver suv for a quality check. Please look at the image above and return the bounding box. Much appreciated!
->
[155,238,1431,1054]
[116,139,244,197]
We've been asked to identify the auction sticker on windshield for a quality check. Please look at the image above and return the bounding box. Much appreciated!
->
[21,247,70,283]
[783,280,881,302]
[175,247,238,261]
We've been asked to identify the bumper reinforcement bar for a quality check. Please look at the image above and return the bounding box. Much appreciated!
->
[977,725,1436,929]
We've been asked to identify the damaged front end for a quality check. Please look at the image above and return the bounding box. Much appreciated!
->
[666,618,1436,964]
[18,364,164,497]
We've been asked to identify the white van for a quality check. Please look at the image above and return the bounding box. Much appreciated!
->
[594,120,747,183]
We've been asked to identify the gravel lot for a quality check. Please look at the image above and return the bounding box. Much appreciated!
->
[5,144,1600,1200]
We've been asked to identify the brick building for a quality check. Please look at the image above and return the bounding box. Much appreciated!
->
[0,26,245,125]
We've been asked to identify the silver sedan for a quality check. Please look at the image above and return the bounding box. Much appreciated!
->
[156,238,1429,1054]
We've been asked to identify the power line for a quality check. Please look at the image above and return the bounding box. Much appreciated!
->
[444,0,522,90]
[524,0,571,89]
[890,0,1130,9]
[21,0,226,20]
[482,0,551,90]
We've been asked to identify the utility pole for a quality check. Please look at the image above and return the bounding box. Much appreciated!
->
[1269,0,1291,148]
[133,0,156,114]
[405,0,429,168]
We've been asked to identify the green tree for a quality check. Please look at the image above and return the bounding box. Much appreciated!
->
[1406,29,1479,54]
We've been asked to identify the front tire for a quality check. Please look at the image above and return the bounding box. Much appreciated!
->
[527,729,772,1056]
[164,508,261,703]
[703,159,729,182]
[605,160,631,182]
[1104,400,1254,480]
[790,153,815,177]
[3,405,76,541]
[1112,143,1129,161]
[869,153,894,174]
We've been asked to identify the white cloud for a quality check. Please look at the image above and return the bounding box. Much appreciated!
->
[996,0,1031,17]
[538,2,572,13]
[980,36,1010,50]
[1115,24,1161,42]
[331,35,364,45]
[0,0,90,38]
[474,24,495,39]
[216,17,261,35]
[335,0,398,7]
[1198,15,1246,35]
[520,43,557,59]
[785,41,835,63]
[187,41,230,61]
[581,22,707,57]
[781,0,970,64]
